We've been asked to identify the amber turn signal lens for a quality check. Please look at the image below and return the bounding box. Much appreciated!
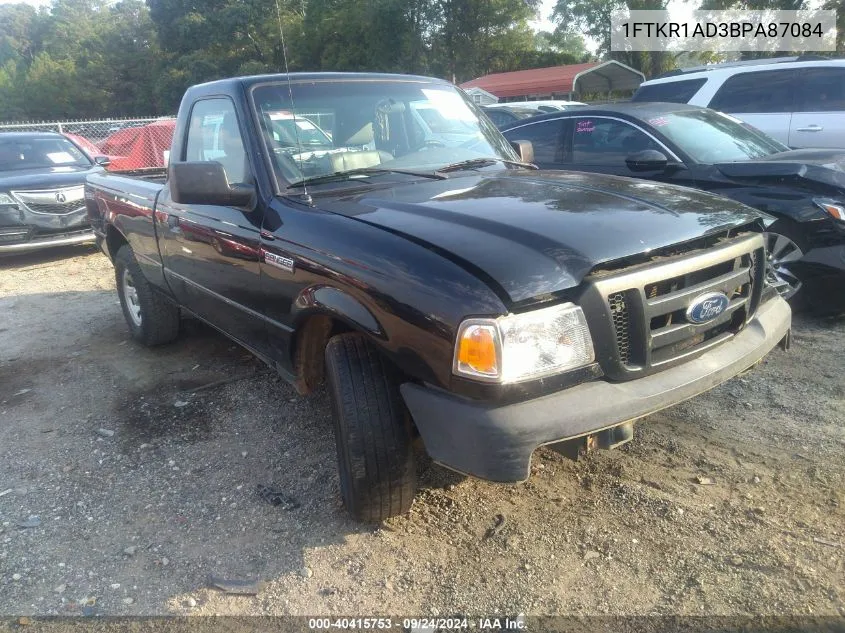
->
[456,324,498,376]
[820,203,845,221]
[814,199,845,221]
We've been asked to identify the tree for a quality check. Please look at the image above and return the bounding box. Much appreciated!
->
[147,0,305,110]
[0,4,40,66]
[429,0,542,81]
[534,30,590,59]
[0,0,614,120]
[825,0,844,53]
[551,0,679,77]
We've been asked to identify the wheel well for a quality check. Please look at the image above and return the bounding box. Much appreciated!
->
[106,225,128,260]
[292,314,352,395]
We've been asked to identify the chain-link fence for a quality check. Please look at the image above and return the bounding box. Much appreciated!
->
[0,117,176,171]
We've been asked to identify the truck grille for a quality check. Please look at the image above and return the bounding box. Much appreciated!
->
[11,187,85,215]
[581,233,766,382]
[608,291,632,365]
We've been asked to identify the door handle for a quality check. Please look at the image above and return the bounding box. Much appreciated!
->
[166,214,182,233]
[796,125,823,132]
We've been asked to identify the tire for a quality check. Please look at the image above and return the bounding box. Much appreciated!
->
[324,333,417,522]
[114,245,180,346]
[763,220,809,303]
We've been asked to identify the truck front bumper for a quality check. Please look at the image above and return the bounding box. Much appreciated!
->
[400,296,791,482]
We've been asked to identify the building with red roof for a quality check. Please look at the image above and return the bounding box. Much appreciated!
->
[460,60,645,101]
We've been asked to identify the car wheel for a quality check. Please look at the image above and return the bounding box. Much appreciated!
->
[324,332,417,522]
[763,221,807,301]
[114,245,180,346]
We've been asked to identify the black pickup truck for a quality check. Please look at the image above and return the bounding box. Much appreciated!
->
[86,72,792,522]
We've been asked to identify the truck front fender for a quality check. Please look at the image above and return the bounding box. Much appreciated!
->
[287,286,386,394]
[294,285,385,338]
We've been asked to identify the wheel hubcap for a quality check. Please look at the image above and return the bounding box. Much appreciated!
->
[122,268,143,326]
[763,231,803,300]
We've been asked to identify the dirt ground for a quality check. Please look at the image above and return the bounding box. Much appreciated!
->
[1,245,844,621]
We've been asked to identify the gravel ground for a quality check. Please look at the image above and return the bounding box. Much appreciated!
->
[0,245,844,620]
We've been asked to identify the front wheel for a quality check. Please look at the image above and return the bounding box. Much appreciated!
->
[763,221,807,301]
[114,245,180,346]
[324,333,417,522]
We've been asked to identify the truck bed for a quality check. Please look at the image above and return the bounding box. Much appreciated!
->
[87,169,165,203]
[112,168,168,183]
[85,169,166,275]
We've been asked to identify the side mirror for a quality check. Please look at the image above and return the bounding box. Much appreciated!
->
[510,140,534,164]
[170,161,255,208]
[625,149,669,172]
[94,155,111,167]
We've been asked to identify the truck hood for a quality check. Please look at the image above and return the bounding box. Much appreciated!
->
[324,170,764,304]
[715,149,845,191]
[0,165,98,191]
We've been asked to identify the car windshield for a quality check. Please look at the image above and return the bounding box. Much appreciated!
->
[251,79,518,186]
[0,137,91,171]
[649,109,789,163]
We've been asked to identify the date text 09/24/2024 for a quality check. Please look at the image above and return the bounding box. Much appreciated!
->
[308,617,527,630]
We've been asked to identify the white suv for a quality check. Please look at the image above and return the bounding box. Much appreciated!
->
[632,57,845,149]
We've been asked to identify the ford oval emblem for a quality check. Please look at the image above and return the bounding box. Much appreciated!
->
[686,292,730,324]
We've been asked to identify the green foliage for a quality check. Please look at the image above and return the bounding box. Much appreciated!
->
[552,0,676,76]
[1,0,574,119]
[535,30,591,60]
[0,0,164,119]
[1,0,842,119]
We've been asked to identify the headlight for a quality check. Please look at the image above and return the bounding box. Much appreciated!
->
[453,302,595,383]
[814,198,845,221]
[0,193,16,205]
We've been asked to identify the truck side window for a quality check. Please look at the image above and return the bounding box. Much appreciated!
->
[185,99,250,185]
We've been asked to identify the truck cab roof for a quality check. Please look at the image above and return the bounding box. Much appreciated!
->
[186,72,452,99]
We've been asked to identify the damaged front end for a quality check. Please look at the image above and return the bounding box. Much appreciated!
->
[0,186,94,253]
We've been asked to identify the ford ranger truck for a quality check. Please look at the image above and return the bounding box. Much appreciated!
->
[85,73,792,523]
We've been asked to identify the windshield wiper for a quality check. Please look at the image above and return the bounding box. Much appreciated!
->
[437,157,538,173]
[287,167,447,188]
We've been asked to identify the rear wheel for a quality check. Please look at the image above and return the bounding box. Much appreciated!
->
[114,245,180,346]
[324,333,417,522]
[763,221,807,301]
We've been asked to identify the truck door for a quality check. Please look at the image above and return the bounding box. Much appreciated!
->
[156,97,269,358]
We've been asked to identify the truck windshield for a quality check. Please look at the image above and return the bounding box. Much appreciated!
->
[0,137,92,172]
[251,79,519,186]
[650,109,789,164]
